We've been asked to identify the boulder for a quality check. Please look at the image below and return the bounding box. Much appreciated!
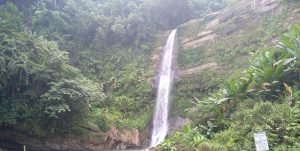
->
[107,125,141,149]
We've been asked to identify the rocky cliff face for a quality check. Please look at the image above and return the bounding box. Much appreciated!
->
[107,125,141,149]
[0,126,142,151]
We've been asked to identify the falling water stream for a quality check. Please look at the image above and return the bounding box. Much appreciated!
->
[150,29,177,148]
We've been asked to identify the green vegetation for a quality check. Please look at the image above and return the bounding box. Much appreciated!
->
[172,0,300,119]
[0,0,164,135]
[0,2,105,135]
[158,23,300,151]
[0,0,234,139]
[178,2,290,69]
[2,0,300,150]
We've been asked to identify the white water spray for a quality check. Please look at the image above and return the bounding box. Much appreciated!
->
[150,29,177,148]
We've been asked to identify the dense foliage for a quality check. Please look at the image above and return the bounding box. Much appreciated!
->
[0,0,234,137]
[0,2,105,135]
[157,23,300,151]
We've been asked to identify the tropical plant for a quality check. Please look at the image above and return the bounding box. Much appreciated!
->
[162,23,300,151]
[158,124,208,151]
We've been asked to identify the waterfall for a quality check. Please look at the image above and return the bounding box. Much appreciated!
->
[150,29,177,148]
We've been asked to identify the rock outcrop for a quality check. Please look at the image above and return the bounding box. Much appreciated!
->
[168,117,192,136]
[0,126,142,151]
[107,125,141,149]
[180,62,218,76]
[0,127,109,151]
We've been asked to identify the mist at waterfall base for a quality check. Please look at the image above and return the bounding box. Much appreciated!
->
[150,29,177,148]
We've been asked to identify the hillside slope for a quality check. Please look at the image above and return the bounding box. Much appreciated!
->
[172,0,300,117]
[153,0,300,150]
